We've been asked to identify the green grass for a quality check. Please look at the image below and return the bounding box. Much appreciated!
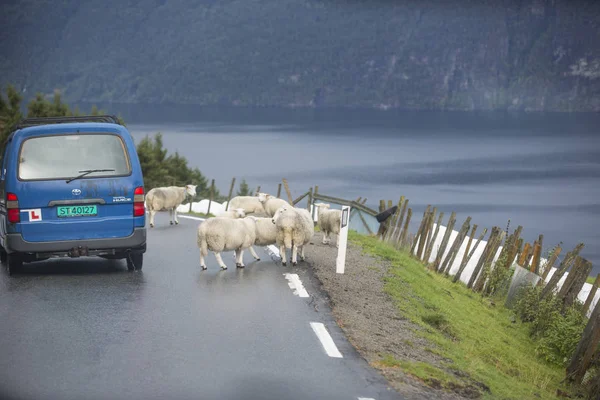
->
[184,211,215,218]
[348,230,566,400]
[586,276,597,285]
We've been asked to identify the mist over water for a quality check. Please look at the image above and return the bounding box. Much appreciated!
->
[83,103,600,273]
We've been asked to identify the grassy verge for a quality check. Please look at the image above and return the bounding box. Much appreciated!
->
[183,211,215,218]
[586,276,596,284]
[348,231,567,400]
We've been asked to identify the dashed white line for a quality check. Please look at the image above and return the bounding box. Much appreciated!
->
[310,322,343,358]
[283,273,309,298]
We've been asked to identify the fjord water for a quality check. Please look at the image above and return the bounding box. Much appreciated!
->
[90,104,600,273]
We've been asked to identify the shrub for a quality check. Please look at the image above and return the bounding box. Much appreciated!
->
[513,285,587,366]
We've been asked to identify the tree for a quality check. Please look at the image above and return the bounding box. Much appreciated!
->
[0,85,24,151]
[0,83,212,201]
[237,179,250,196]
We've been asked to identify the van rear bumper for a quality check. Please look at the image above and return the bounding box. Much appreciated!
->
[5,228,146,254]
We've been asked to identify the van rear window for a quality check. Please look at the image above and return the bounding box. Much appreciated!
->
[18,133,131,181]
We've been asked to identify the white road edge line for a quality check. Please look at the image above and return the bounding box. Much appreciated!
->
[177,215,206,221]
[283,273,309,298]
[310,322,343,358]
[358,398,376,400]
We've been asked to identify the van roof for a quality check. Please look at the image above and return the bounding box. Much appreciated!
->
[6,121,130,144]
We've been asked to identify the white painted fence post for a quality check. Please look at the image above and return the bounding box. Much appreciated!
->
[336,206,350,274]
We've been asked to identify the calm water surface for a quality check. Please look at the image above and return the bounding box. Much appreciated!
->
[84,104,600,273]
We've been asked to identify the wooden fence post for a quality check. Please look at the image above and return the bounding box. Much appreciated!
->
[206,179,215,216]
[411,205,431,255]
[539,245,562,284]
[255,186,261,195]
[441,216,472,275]
[419,207,437,261]
[384,196,404,243]
[473,230,505,293]
[398,208,412,249]
[540,243,585,300]
[432,211,457,272]
[530,241,542,273]
[225,177,236,211]
[392,198,409,244]
[468,227,500,289]
[452,225,478,283]
[361,198,368,205]
[424,211,444,263]
[282,178,293,204]
[566,299,600,385]
[558,257,593,310]
[417,207,435,261]
[583,273,600,315]
[277,183,282,198]
[518,242,532,267]
[307,187,313,210]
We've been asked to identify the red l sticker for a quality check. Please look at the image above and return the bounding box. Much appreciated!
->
[31,210,40,220]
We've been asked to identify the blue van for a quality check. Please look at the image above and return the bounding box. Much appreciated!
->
[0,115,147,275]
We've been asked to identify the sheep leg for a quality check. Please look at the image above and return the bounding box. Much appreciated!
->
[236,248,245,268]
[149,210,156,228]
[292,244,298,266]
[248,246,261,261]
[299,245,306,261]
[322,231,329,244]
[214,252,228,270]
[174,207,179,225]
[199,246,208,270]
[169,209,174,225]
[280,244,287,266]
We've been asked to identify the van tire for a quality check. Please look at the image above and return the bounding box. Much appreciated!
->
[7,254,23,275]
[0,248,7,264]
[127,253,143,271]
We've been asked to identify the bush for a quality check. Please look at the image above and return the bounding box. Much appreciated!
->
[513,285,587,366]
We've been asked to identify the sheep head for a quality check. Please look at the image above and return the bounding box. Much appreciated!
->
[314,202,331,210]
[234,208,246,218]
[272,205,288,224]
[258,192,273,204]
[185,184,197,197]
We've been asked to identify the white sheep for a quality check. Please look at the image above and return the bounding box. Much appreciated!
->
[216,208,246,219]
[227,195,266,215]
[271,205,315,266]
[314,202,342,247]
[146,184,197,227]
[257,192,291,217]
[197,217,257,270]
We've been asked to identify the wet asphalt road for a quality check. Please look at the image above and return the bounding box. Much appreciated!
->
[0,215,402,400]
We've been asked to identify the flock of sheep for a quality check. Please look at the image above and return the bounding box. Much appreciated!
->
[144,184,344,270]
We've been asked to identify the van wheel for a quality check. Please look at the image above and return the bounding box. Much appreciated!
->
[0,248,7,264]
[6,254,22,276]
[127,253,143,271]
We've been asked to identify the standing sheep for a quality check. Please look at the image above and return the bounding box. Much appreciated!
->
[271,205,315,266]
[146,184,197,227]
[227,195,266,215]
[314,202,342,248]
[257,192,291,217]
[197,217,257,270]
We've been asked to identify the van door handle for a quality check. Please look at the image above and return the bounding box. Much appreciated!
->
[48,199,106,207]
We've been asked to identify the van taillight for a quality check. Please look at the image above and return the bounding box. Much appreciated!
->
[133,186,145,217]
[6,192,20,223]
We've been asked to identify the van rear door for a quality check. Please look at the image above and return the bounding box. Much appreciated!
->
[15,132,137,243]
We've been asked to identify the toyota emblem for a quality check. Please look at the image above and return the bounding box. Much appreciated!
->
[72,189,82,196]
